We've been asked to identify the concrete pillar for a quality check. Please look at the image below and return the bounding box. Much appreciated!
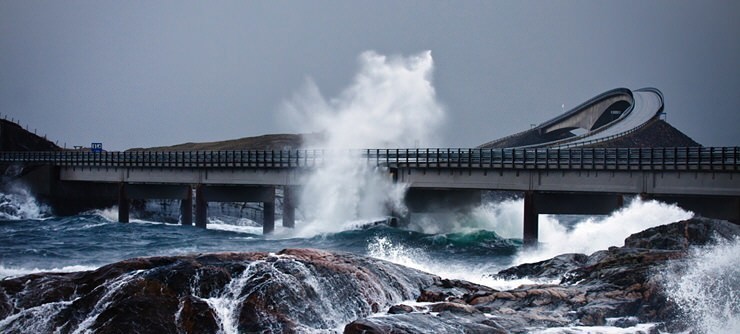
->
[263,202,275,234]
[195,184,207,228]
[180,188,193,226]
[118,183,129,223]
[523,191,538,247]
[282,187,295,228]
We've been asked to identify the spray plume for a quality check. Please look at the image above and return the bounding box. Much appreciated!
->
[280,51,445,236]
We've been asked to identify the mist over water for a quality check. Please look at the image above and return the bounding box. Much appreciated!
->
[280,51,445,235]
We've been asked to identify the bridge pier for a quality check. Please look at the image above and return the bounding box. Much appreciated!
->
[523,191,626,246]
[192,185,277,233]
[118,182,129,223]
[195,185,208,228]
[180,188,193,226]
[523,191,538,247]
[282,187,296,228]
[264,202,275,234]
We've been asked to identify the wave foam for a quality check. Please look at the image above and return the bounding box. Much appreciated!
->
[663,238,740,334]
[515,198,693,264]
[0,187,50,220]
[0,264,99,279]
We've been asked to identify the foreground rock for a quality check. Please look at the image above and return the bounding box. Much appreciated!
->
[345,218,740,333]
[0,249,435,333]
[1,218,737,333]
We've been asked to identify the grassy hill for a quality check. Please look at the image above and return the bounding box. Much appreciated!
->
[127,133,324,152]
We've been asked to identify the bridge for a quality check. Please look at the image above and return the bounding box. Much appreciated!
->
[3,147,739,245]
[479,87,665,149]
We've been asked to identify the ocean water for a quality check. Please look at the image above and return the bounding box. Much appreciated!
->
[5,188,739,333]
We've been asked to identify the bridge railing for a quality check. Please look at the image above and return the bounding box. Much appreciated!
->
[0,147,737,171]
[364,147,739,171]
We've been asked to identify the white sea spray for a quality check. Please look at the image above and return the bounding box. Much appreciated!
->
[280,51,445,237]
[662,238,740,334]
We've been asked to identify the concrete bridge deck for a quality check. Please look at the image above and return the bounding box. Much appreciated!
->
[2,147,738,245]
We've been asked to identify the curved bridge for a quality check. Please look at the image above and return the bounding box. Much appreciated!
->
[478,87,663,149]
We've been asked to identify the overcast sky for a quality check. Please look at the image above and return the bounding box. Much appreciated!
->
[1,1,738,150]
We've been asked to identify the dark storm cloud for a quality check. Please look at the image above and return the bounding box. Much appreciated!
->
[1,0,738,150]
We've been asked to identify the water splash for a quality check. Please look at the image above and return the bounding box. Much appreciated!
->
[406,199,524,235]
[0,187,49,220]
[200,261,263,334]
[662,238,740,334]
[280,51,445,236]
[367,198,693,289]
[367,236,532,289]
[515,198,692,264]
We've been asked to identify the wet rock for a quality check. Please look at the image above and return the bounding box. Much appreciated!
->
[345,218,740,333]
[387,304,414,314]
[344,312,508,334]
[429,302,480,315]
[495,253,589,280]
[0,249,436,333]
[624,216,740,250]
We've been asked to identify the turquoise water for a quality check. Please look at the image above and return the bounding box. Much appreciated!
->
[0,211,520,279]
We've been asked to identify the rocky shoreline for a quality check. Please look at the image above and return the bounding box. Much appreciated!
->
[1,217,738,333]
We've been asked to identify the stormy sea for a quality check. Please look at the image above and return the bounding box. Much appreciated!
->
[1,51,738,333]
[1,188,739,333]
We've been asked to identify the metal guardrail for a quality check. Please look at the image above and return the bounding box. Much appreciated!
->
[0,147,738,172]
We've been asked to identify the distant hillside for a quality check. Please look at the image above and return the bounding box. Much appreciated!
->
[0,119,60,151]
[128,133,324,152]
[584,119,701,148]
[477,128,572,149]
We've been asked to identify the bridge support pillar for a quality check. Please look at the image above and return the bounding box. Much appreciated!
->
[282,187,295,228]
[180,188,193,226]
[523,191,538,247]
[195,185,207,228]
[118,182,129,223]
[263,202,275,234]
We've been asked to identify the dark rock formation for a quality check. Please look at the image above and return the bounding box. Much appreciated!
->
[344,218,739,333]
[0,249,435,333]
[495,253,589,280]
